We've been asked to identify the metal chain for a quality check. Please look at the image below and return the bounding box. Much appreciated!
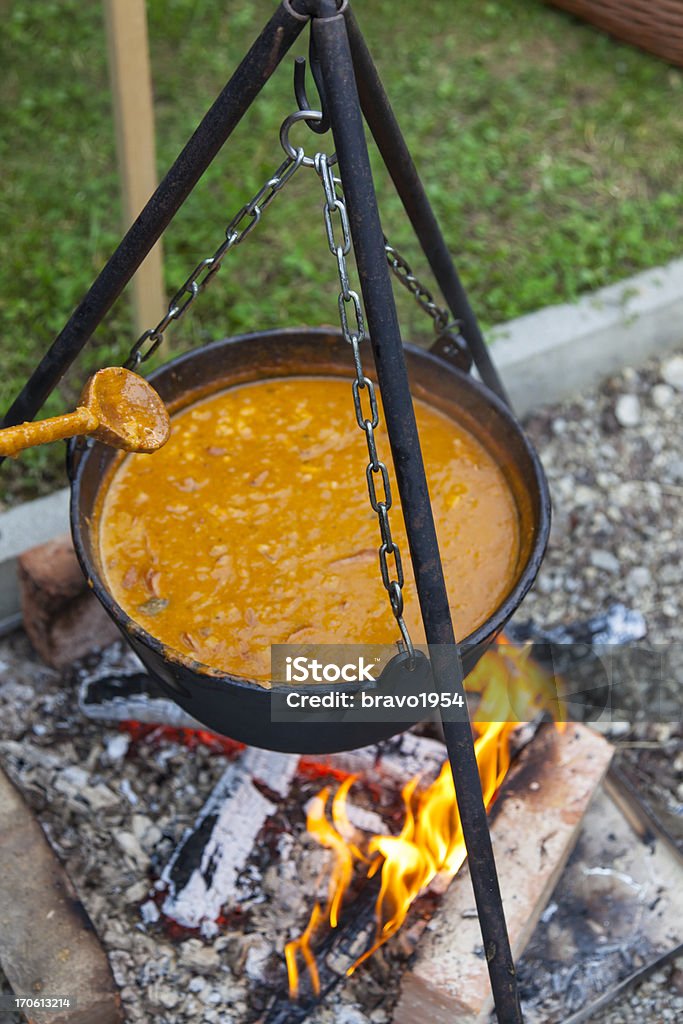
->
[123,151,305,370]
[314,151,415,665]
[384,240,453,336]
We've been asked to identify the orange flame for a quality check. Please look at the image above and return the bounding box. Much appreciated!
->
[352,719,515,971]
[285,641,564,998]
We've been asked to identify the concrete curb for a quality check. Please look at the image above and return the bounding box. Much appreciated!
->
[0,487,70,633]
[1,258,682,631]
[490,258,683,415]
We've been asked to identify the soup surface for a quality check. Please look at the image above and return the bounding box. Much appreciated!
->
[98,376,521,682]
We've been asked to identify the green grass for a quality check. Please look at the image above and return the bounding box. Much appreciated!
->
[1,0,682,503]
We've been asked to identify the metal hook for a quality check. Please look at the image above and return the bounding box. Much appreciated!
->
[294,49,330,134]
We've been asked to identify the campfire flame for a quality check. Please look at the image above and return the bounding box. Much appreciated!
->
[285,640,563,998]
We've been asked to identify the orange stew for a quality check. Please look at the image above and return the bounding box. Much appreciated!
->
[97,377,521,682]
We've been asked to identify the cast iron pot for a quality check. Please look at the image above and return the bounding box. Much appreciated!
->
[69,327,550,754]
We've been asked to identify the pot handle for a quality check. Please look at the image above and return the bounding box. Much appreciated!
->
[65,435,93,482]
[429,325,473,374]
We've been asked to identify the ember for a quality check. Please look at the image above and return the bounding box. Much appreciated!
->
[120,720,244,758]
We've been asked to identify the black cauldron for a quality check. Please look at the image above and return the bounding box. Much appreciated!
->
[69,328,550,753]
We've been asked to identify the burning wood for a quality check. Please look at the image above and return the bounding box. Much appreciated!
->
[69,625,642,1019]
[312,730,448,788]
[280,639,568,1003]
[157,728,452,938]
[393,724,614,1024]
[76,642,201,728]
[262,879,382,1024]
[284,720,518,1001]
[160,747,298,936]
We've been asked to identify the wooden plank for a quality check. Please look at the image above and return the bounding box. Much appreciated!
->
[0,766,122,1024]
[393,724,614,1024]
[103,0,165,338]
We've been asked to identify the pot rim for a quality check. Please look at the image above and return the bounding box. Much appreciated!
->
[70,326,551,695]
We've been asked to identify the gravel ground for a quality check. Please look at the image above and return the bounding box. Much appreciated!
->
[521,351,683,646]
[0,346,681,1023]
[512,348,683,1021]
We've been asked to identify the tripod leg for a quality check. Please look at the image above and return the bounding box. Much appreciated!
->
[344,6,511,409]
[312,8,523,1023]
[0,1,309,440]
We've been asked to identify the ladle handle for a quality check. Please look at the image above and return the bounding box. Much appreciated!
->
[0,407,99,457]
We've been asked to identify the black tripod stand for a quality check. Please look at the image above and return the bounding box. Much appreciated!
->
[1,3,524,1020]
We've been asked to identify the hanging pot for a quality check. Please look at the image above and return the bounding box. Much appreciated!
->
[69,327,550,754]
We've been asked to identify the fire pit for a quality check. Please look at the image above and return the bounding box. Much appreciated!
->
[2,626,681,1024]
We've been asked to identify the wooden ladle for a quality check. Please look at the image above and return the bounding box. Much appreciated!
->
[0,367,171,457]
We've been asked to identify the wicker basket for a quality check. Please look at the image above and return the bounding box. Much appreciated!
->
[546,0,683,66]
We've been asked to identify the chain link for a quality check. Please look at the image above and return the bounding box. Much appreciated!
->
[118,115,434,665]
[123,152,305,370]
[314,152,415,666]
[384,241,453,336]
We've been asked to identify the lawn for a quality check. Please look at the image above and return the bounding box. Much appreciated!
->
[1,0,682,503]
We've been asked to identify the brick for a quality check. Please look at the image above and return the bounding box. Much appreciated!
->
[393,724,614,1024]
[17,534,118,669]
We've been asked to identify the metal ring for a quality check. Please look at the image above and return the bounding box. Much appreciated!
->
[281,0,311,23]
[282,0,348,17]
[279,109,337,167]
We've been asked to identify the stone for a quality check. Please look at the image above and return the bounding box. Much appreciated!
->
[155,986,179,1010]
[661,354,683,390]
[590,549,620,573]
[336,1009,370,1024]
[201,988,223,1006]
[123,881,148,904]
[652,383,675,409]
[53,765,119,812]
[626,566,652,591]
[615,394,641,427]
[574,485,597,506]
[17,534,118,669]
